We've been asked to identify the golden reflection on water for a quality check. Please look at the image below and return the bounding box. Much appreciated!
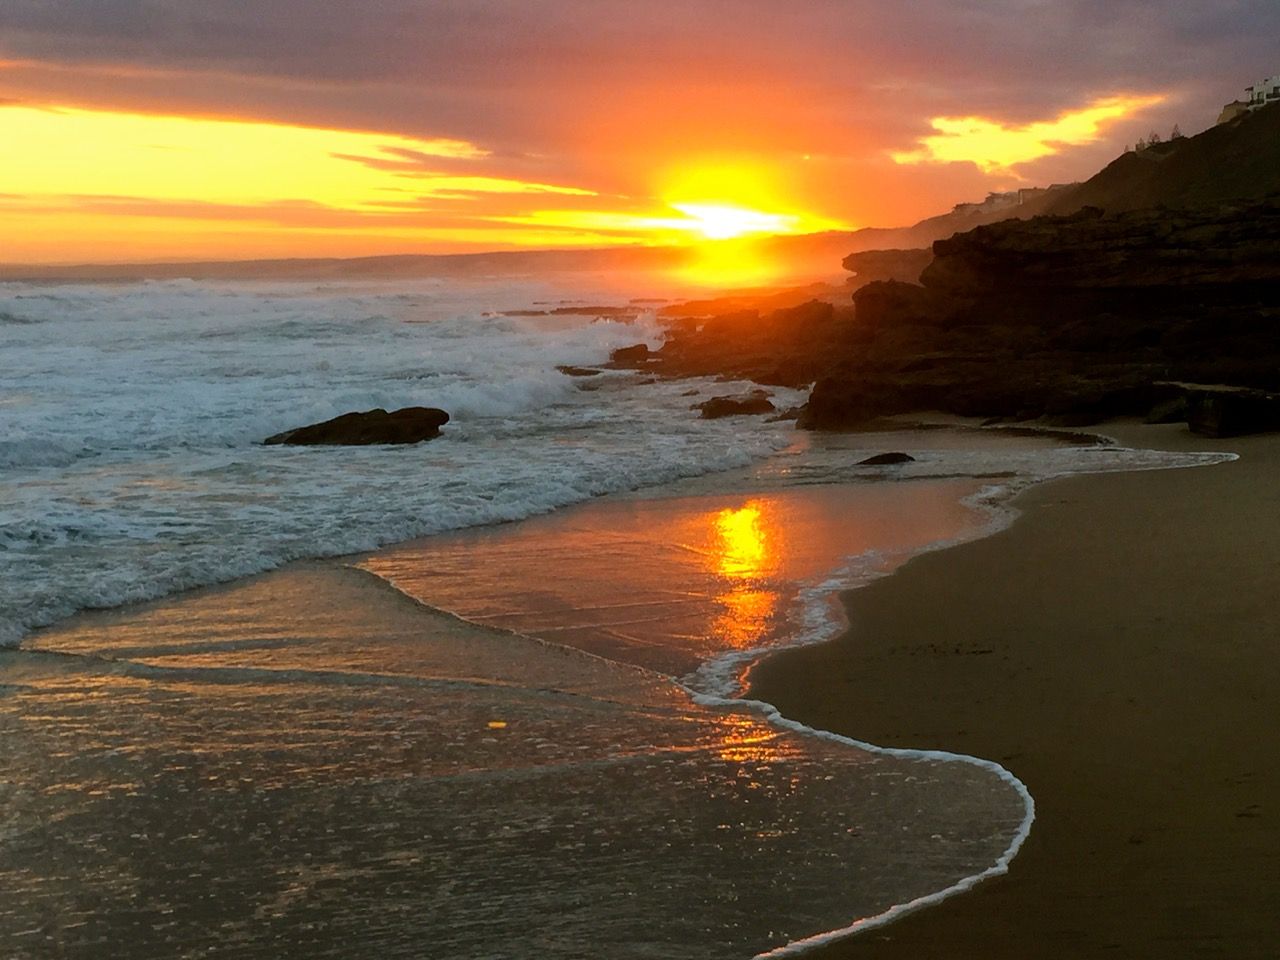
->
[708,502,781,650]
[711,587,776,650]
[708,712,785,764]
[713,504,772,578]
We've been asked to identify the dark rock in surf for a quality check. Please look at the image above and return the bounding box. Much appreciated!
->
[858,452,916,465]
[556,365,603,377]
[696,391,776,419]
[609,343,652,365]
[264,407,450,446]
[1182,385,1280,437]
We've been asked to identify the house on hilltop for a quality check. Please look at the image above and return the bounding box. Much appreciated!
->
[1219,75,1280,124]
[951,185,1073,217]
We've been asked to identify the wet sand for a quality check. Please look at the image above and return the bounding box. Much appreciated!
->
[749,422,1280,958]
[1,481,1028,959]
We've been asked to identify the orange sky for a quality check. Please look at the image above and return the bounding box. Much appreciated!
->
[1,1,1272,264]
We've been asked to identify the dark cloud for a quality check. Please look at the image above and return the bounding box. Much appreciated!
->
[2,0,1277,225]
[5,1,1275,98]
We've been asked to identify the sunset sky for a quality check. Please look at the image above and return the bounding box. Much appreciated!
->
[2,0,1277,263]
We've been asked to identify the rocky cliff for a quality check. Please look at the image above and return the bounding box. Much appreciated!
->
[632,198,1280,431]
[805,199,1280,427]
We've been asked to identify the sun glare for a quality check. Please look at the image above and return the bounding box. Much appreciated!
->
[660,161,831,240]
[0,104,841,264]
[669,203,799,240]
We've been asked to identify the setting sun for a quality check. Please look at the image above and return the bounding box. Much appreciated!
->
[669,203,799,240]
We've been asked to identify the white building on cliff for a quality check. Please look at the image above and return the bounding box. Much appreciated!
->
[1218,75,1280,124]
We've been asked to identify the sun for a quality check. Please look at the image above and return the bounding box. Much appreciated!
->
[670,203,800,240]
[659,161,841,243]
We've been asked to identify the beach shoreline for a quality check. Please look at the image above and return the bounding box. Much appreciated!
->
[748,421,1280,958]
[5,419,1264,957]
[3,462,1035,959]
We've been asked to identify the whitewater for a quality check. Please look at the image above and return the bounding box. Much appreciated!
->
[0,276,805,644]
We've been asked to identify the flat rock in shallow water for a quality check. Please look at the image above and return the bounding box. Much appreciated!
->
[556,365,603,377]
[264,407,449,446]
[858,452,916,465]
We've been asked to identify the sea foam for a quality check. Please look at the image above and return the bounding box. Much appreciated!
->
[0,277,805,645]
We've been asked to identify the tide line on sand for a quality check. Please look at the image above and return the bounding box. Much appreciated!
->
[692,692,1037,960]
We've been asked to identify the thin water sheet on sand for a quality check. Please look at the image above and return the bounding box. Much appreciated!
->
[3,557,1026,959]
[364,479,991,688]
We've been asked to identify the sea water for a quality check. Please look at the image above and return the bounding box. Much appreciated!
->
[0,276,1231,958]
[0,276,805,646]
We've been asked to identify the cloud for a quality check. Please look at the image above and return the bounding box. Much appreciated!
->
[336,140,491,163]
[328,148,596,197]
[0,101,594,209]
[3,0,1280,254]
[892,94,1166,174]
[0,193,472,229]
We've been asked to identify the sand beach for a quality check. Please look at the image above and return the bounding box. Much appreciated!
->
[2,413,1272,957]
[750,422,1280,957]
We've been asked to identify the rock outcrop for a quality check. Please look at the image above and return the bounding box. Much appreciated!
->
[841,248,934,287]
[264,407,450,446]
[612,298,853,388]
[921,203,1280,295]
[1180,384,1280,438]
[801,199,1280,428]
[608,343,652,365]
[696,391,776,419]
[633,197,1280,431]
[858,452,916,465]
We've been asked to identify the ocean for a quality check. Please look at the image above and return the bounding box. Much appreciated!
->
[0,275,810,646]
[0,276,1229,957]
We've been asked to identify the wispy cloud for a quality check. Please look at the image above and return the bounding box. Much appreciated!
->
[892,94,1166,174]
[331,142,490,167]
[330,148,594,197]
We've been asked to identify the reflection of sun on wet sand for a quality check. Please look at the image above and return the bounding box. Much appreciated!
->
[366,481,986,682]
[714,502,774,577]
[710,502,782,651]
[1,489,1028,959]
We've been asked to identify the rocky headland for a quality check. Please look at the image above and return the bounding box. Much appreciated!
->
[615,104,1280,437]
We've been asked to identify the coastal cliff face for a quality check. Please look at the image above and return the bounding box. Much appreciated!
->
[808,200,1280,427]
[1043,99,1280,215]
[623,105,1280,431]
[633,199,1280,429]
[921,202,1280,293]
